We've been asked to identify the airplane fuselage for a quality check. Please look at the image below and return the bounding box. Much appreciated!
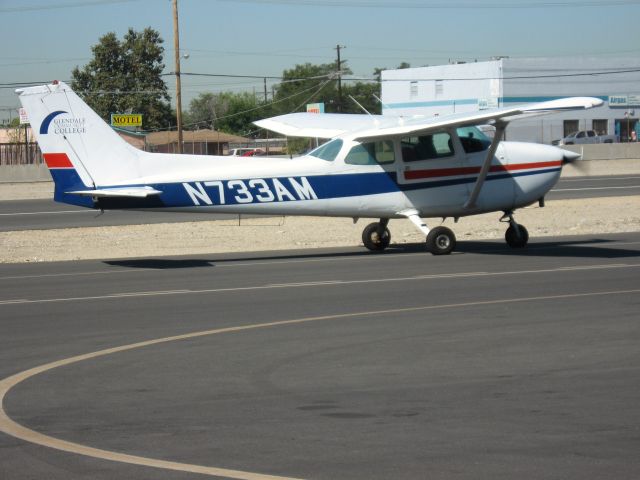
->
[78,139,563,221]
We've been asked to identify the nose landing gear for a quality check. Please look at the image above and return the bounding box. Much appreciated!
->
[501,211,529,248]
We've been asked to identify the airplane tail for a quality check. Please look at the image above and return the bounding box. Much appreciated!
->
[17,81,143,206]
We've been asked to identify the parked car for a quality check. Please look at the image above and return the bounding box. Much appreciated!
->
[229,148,265,156]
[557,130,616,145]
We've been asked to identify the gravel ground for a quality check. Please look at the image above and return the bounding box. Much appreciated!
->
[1,159,639,263]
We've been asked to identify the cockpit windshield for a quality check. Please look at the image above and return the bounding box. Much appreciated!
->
[456,126,492,153]
[308,139,343,161]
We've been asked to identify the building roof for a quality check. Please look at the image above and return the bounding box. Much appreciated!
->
[145,129,249,146]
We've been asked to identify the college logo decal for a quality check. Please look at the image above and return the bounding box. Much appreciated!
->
[39,110,87,135]
[40,111,67,134]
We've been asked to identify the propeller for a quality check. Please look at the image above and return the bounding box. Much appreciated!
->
[561,147,590,175]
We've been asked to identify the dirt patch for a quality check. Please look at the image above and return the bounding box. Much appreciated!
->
[1,196,638,263]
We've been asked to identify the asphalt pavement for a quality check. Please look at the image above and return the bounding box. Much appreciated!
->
[1,174,639,231]
[1,232,639,479]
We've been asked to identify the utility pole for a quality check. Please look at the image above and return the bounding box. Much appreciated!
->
[264,77,268,103]
[172,0,183,154]
[263,77,269,155]
[335,44,346,113]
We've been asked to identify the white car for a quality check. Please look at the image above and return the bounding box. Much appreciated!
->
[558,130,616,145]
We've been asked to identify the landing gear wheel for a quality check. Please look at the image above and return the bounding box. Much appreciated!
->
[426,226,456,255]
[362,222,391,251]
[505,224,529,248]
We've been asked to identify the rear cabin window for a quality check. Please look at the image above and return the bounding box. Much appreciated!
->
[344,140,396,165]
[308,139,343,161]
[401,132,454,162]
[456,126,492,153]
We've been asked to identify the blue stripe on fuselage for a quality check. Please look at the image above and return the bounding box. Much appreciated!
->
[57,168,559,209]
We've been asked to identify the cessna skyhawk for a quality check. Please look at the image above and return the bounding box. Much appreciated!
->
[17,81,601,255]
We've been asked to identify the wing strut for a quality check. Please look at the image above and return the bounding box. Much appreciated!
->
[399,208,431,235]
[463,122,507,210]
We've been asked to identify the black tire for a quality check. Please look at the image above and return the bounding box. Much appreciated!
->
[362,222,391,251]
[426,226,456,255]
[505,223,529,248]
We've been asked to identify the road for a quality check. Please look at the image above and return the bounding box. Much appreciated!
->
[1,232,639,479]
[1,175,639,231]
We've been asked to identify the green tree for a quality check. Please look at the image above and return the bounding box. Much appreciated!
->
[343,81,381,115]
[273,62,351,115]
[185,91,264,137]
[71,28,173,130]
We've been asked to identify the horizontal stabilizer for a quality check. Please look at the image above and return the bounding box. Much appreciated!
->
[66,187,162,198]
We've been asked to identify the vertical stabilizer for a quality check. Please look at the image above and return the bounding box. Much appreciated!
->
[17,82,143,204]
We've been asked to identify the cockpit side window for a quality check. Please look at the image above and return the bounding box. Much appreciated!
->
[308,139,343,161]
[456,126,492,153]
[401,131,454,162]
[345,140,396,165]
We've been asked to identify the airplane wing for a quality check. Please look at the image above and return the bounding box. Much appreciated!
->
[351,97,604,140]
[255,97,604,139]
[66,187,162,198]
[254,112,398,139]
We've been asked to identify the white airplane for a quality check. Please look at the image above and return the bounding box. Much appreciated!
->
[17,81,602,255]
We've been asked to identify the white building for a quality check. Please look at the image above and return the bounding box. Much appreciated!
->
[381,57,640,144]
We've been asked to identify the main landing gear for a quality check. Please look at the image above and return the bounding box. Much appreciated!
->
[362,217,457,255]
[362,211,530,255]
[426,226,456,255]
[362,219,391,251]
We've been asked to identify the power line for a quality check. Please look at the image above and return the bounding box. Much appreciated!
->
[163,72,284,81]
[0,0,141,13]
[353,67,640,83]
[150,77,336,132]
[215,0,640,8]
[161,71,338,84]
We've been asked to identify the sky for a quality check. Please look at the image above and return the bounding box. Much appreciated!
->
[2,0,640,124]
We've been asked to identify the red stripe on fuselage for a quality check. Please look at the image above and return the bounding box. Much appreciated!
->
[43,153,74,169]
[404,160,562,180]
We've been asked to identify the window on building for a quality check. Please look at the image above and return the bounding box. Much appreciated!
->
[592,119,608,135]
[563,120,579,137]
[435,80,444,98]
[345,140,396,165]
[410,81,418,98]
[401,132,454,162]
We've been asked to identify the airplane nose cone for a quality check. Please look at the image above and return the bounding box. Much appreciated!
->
[560,149,582,164]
